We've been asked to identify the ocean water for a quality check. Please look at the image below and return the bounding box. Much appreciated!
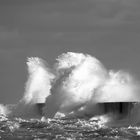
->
[0,115,140,140]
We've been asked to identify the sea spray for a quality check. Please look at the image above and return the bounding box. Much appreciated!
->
[10,57,54,118]
[0,104,10,116]
[94,71,140,102]
[43,52,108,117]
[3,52,140,125]
[43,52,140,122]
[23,57,54,104]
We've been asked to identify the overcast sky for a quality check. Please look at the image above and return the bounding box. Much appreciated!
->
[0,0,140,104]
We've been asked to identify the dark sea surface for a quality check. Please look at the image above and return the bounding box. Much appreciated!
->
[0,115,140,140]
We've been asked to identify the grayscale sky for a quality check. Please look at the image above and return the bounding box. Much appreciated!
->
[0,0,140,104]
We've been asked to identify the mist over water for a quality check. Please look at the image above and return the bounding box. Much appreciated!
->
[1,52,140,125]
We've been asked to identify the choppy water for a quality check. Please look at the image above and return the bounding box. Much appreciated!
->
[0,115,140,140]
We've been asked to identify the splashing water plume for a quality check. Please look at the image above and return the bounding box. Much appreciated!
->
[95,71,140,102]
[42,52,140,123]
[23,57,54,104]
[0,104,9,116]
[9,57,54,118]
[3,52,140,125]
[43,52,108,118]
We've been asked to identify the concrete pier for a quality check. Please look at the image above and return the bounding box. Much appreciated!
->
[98,102,135,118]
[35,102,136,119]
